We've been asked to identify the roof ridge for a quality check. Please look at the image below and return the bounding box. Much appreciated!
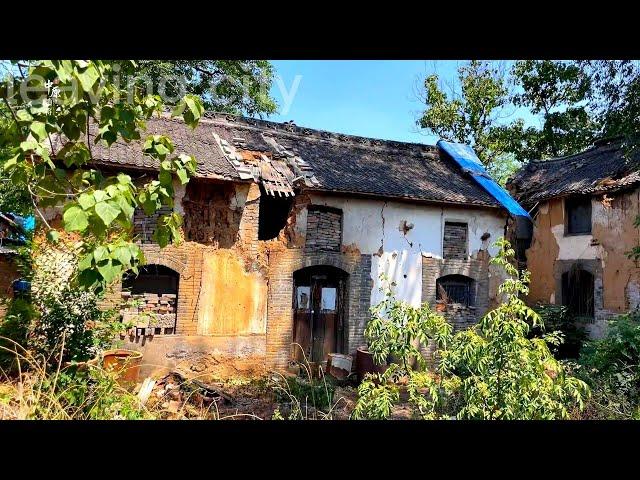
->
[200,111,438,153]
[527,140,624,165]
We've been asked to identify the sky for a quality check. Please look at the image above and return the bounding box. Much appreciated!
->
[266,60,539,145]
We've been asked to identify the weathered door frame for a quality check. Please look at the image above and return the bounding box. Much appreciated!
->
[292,265,348,363]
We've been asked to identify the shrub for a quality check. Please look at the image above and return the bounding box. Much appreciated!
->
[353,238,590,420]
[533,303,588,359]
[0,298,37,372]
[352,276,452,420]
[575,312,640,419]
[27,241,126,365]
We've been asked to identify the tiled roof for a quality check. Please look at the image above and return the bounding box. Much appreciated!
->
[82,116,239,180]
[508,137,640,207]
[79,113,503,209]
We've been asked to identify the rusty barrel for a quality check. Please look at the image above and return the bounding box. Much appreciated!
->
[102,349,143,384]
[356,346,387,383]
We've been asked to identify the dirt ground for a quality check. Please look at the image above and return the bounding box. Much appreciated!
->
[137,353,362,420]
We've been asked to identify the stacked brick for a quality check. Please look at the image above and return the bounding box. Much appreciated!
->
[305,208,342,252]
[443,222,468,260]
[121,291,177,335]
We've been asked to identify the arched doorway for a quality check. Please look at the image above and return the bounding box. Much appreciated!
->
[122,264,180,335]
[562,267,594,319]
[292,265,347,363]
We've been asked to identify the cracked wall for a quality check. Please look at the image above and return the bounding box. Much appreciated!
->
[104,179,270,373]
[525,188,640,337]
[297,194,507,308]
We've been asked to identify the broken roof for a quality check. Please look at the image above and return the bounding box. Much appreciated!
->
[83,113,505,209]
[508,137,640,208]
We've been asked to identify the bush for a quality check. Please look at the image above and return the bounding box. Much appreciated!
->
[0,298,37,372]
[575,312,640,419]
[533,303,588,359]
[353,238,590,420]
[28,241,126,365]
[30,287,122,364]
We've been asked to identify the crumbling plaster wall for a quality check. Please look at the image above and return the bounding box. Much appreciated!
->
[112,179,269,373]
[291,194,507,308]
[525,189,640,337]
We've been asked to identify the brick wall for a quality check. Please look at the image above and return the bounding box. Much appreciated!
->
[422,256,489,316]
[305,207,343,252]
[266,249,372,369]
[133,206,173,244]
[443,222,468,260]
[106,181,262,339]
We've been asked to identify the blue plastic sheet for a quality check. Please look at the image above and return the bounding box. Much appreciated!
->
[437,140,531,219]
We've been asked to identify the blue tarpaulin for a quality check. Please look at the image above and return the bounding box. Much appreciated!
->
[437,140,531,219]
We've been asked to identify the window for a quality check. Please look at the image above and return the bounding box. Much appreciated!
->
[258,186,293,240]
[562,267,594,318]
[436,274,475,307]
[295,286,311,311]
[443,222,468,260]
[565,196,592,235]
[321,287,337,312]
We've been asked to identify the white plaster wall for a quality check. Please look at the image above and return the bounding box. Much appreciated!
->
[306,194,506,307]
[551,223,603,260]
[550,197,616,261]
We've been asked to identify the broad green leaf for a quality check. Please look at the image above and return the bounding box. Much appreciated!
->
[114,246,132,266]
[93,245,109,262]
[93,190,108,203]
[63,205,89,232]
[77,63,100,91]
[176,168,189,185]
[94,200,121,226]
[78,253,93,271]
[46,230,59,243]
[2,154,20,172]
[16,109,33,122]
[30,121,47,141]
[77,192,96,210]
[96,259,119,284]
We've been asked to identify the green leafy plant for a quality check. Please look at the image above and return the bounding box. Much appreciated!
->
[354,239,590,420]
[353,277,452,419]
[442,239,589,419]
[1,60,204,295]
[533,303,588,359]
[574,312,640,419]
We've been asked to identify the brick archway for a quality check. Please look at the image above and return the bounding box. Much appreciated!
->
[139,245,189,275]
[267,249,373,369]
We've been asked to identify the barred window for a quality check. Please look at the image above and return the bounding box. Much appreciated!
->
[436,274,475,307]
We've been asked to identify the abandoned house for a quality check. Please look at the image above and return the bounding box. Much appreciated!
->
[508,136,640,338]
[39,113,530,373]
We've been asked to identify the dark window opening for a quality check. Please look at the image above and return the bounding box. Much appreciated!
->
[436,274,475,307]
[258,186,293,240]
[562,267,594,319]
[122,264,179,295]
[565,196,592,235]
